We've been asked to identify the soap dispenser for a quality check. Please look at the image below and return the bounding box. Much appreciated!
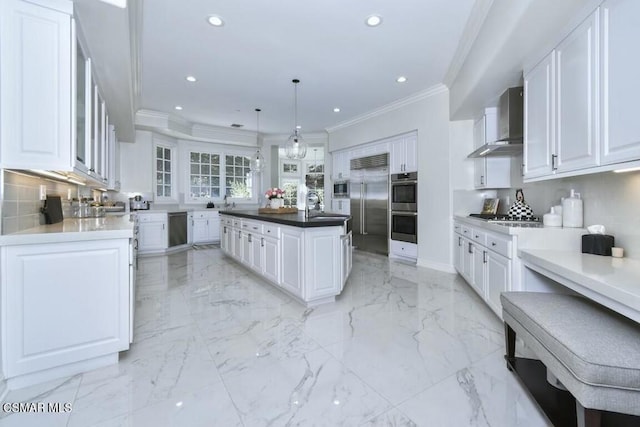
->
[562,189,583,228]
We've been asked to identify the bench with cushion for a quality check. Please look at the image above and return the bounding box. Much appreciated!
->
[501,291,640,427]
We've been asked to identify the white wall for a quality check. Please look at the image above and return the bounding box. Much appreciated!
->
[328,88,453,272]
[497,170,640,258]
[119,131,153,195]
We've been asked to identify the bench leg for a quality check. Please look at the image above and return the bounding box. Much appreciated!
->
[504,322,516,371]
[576,401,602,427]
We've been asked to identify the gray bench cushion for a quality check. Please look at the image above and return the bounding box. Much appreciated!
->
[501,292,640,391]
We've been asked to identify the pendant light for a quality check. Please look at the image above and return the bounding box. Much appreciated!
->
[250,108,265,173]
[284,79,307,160]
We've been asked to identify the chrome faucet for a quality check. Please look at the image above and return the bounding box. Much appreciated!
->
[223,195,234,209]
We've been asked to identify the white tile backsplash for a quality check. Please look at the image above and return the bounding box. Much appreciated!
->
[2,171,77,234]
[497,170,640,258]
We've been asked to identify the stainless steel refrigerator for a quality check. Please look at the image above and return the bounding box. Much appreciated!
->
[350,153,389,255]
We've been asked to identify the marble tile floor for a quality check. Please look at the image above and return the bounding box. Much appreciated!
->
[0,248,551,426]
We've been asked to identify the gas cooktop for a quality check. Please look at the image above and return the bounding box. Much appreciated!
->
[468,213,544,227]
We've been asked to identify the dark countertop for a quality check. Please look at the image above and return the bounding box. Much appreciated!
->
[219,210,350,228]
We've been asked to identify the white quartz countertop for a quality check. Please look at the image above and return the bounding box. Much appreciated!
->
[519,249,640,323]
[0,215,134,245]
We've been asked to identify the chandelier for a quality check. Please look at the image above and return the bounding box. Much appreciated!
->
[284,79,307,159]
[250,108,265,173]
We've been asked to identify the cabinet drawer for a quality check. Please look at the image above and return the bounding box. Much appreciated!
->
[460,225,472,238]
[221,216,233,226]
[137,213,166,223]
[263,224,280,238]
[485,233,512,258]
[193,211,217,219]
[472,229,486,245]
[243,220,263,235]
[453,223,462,234]
[390,240,417,258]
[232,219,242,228]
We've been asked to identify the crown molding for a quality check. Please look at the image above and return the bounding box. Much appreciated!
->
[443,0,495,88]
[135,109,258,146]
[325,84,448,133]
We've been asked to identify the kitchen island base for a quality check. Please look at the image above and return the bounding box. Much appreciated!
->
[219,211,352,306]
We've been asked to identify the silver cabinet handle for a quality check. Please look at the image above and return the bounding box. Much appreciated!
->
[458,236,461,246]
[468,242,473,254]
[261,237,264,247]
[480,175,484,185]
[483,250,487,263]
[552,154,558,170]
[224,226,227,234]
[491,242,496,246]
[248,234,252,243]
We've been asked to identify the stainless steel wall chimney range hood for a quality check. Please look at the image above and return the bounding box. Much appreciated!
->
[468,86,523,158]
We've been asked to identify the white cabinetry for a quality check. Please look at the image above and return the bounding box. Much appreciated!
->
[219,214,349,305]
[524,52,555,178]
[473,108,511,188]
[331,150,350,180]
[192,211,220,244]
[453,220,515,319]
[390,133,417,173]
[555,11,599,172]
[330,199,350,215]
[0,0,73,171]
[1,238,130,384]
[524,3,640,180]
[599,0,640,165]
[280,227,304,298]
[137,212,167,254]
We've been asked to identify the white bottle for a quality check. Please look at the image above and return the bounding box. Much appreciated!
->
[543,206,562,227]
[562,189,583,228]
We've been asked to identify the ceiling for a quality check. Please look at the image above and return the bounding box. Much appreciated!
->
[136,0,477,136]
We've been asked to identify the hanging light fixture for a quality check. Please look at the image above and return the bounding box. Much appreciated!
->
[284,79,307,159]
[250,108,265,173]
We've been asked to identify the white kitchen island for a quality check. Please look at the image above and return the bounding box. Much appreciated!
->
[219,211,352,306]
[0,216,134,389]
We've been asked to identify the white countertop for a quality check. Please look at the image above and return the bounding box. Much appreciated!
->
[519,249,640,324]
[0,215,134,246]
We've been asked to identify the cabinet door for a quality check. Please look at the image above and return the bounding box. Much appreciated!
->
[524,52,555,178]
[390,139,406,174]
[485,251,511,318]
[220,224,228,252]
[453,234,463,274]
[208,216,221,242]
[262,236,280,284]
[473,118,488,187]
[192,218,208,244]
[600,0,640,164]
[232,229,242,259]
[2,239,129,377]
[75,42,92,173]
[241,232,251,266]
[461,237,474,283]
[305,231,341,301]
[138,221,167,251]
[251,235,263,273]
[403,134,418,173]
[0,0,73,170]
[471,244,485,298]
[555,11,599,172]
[280,228,303,297]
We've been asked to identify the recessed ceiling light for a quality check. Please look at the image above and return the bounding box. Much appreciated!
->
[296,125,301,130]
[175,105,183,110]
[396,76,407,83]
[365,15,382,27]
[185,75,197,82]
[333,107,341,113]
[207,15,224,27]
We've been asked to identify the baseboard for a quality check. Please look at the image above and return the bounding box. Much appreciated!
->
[416,258,456,274]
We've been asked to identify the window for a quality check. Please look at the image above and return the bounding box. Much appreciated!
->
[225,155,252,198]
[155,145,173,199]
[189,151,221,199]
[281,179,299,207]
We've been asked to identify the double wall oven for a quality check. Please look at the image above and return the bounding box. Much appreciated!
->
[390,172,417,244]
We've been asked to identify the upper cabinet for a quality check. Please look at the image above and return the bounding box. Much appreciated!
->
[473,108,511,188]
[0,0,74,171]
[390,133,417,174]
[599,0,640,165]
[331,150,350,180]
[524,0,640,181]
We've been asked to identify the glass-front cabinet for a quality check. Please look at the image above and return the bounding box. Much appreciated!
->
[75,41,92,174]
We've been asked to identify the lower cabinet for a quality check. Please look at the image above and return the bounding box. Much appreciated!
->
[219,214,349,305]
[453,220,514,319]
[192,211,220,244]
[280,227,304,297]
[1,239,130,383]
[137,212,167,254]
